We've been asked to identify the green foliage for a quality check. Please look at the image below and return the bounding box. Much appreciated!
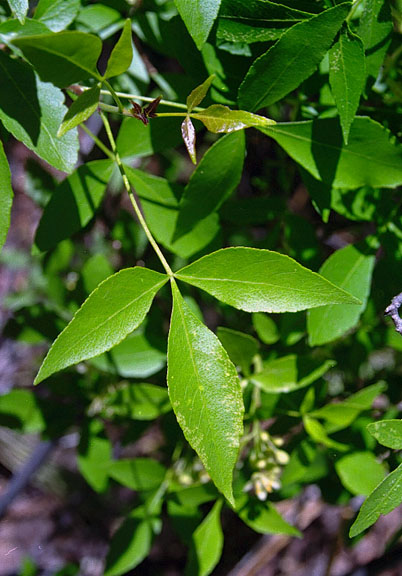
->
[1,0,402,573]
[0,140,12,250]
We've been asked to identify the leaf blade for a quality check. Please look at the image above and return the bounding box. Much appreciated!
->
[0,50,79,172]
[193,105,276,133]
[260,117,402,189]
[12,31,103,87]
[329,25,365,144]
[104,19,133,79]
[349,463,402,537]
[0,142,13,251]
[174,131,245,241]
[174,0,222,49]
[185,500,224,576]
[238,3,350,111]
[34,267,168,384]
[175,247,361,313]
[367,420,402,450]
[167,282,244,505]
[57,85,100,138]
[7,0,28,24]
[307,243,375,346]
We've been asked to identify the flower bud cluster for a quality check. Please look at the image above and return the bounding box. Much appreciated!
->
[244,431,289,501]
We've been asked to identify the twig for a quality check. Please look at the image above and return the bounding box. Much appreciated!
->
[384,292,402,334]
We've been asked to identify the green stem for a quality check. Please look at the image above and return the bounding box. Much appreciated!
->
[79,123,115,161]
[102,79,125,114]
[100,111,174,277]
[98,88,204,111]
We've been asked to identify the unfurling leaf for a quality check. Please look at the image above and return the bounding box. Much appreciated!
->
[34,268,168,384]
[186,74,215,113]
[192,104,275,133]
[175,247,361,313]
[167,282,244,505]
[181,116,197,164]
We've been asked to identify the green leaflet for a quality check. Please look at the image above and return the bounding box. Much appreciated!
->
[77,421,112,493]
[104,515,153,576]
[91,328,166,380]
[174,131,245,241]
[335,452,386,497]
[350,463,402,537]
[103,383,171,421]
[192,105,276,133]
[125,166,219,258]
[310,382,387,433]
[0,50,78,173]
[252,313,280,345]
[108,458,166,491]
[307,243,375,346]
[251,355,335,394]
[358,0,392,82]
[303,416,349,452]
[33,0,81,32]
[34,267,168,384]
[0,18,51,44]
[217,0,312,44]
[217,327,259,376]
[7,0,28,24]
[57,85,100,137]
[329,25,365,144]
[236,494,301,536]
[104,19,133,79]
[167,282,244,505]
[187,74,215,112]
[35,160,113,251]
[12,30,103,87]
[260,117,402,189]
[238,3,350,111]
[0,142,13,251]
[175,247,360,313]
[367,420,402,450]
[185,501,224,576]
[174,0,222,50]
